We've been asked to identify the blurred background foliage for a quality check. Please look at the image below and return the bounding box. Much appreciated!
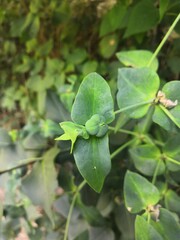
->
[0,0,180,239]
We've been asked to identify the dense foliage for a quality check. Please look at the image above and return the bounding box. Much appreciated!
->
[0,0,180,239]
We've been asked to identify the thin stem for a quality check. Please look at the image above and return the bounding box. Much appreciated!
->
[0,157,43,173]
[159,104,180,128]
[152,159,161,185]
[110,138,136,160]
[165,156,180,166]
[114,99,154,115]
[147,13,180,67]
[108,126,137,136]
[63,180,86,240]
[147,212,151,224]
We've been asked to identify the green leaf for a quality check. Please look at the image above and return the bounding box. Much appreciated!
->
[22,147,59,226]
[99,34,118,59]
[89,227,115,240]
[124,171,160,213]
[163,135,180,171]
[153,81,180,132]
[71,72,114,125]
[55,122,89,153]
[99,1,126,37]
[117,67,159,118]
[116,50,159,71]
[135,215,163,240]
[79,204,106,227]
[129,144,165,176]
[165,190,180,214]
[151,208,180,240]
[159,0,169,21]
[73,135,111,193]
[124,0,159,38]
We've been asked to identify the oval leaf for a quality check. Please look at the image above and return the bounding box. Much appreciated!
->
[71,72,114,125]
[116,50,158,71]
[135,215,163,240]
[117,67,160,118]
[129,144,165,176]
[73,135,111,193]
[124,171,160,213]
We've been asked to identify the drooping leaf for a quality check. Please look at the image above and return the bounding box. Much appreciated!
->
[135,215,163,240]
[73,135,111,193]
[129,144,165,176]
[71,72,114,125]
[117,67,159,118]
[22,147,59,226]
[55,122,89,153]
[124,171,160,213]
[151,208,180,240]
[153,81,180,132]
[116,50,159,71]
[124,0,159,38]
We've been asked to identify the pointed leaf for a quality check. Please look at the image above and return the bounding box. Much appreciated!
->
[71,73,114,125]
[124,171,160,213]
[22,147,59,226]
[129,144,165,176]
[135,215,163,240]
[116,50,158,71]
[153,81,180,132]
[73,135,111,192]
[55,122,89,153]
[117,67,159,118]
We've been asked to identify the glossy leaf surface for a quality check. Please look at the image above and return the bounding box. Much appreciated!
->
[73,135,111,193]
[71,72,114,125]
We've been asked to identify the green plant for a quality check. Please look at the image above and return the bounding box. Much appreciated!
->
[56,13,180,240]
[1,1,180,239]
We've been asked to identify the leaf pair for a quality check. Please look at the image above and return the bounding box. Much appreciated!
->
[56,73,114,192]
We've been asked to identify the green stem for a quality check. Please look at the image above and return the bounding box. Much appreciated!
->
[114,99,154,115]
[152,159,161,185]
[63,180,86,240]
[0,157,43,173]
[139,106,155,134]
[165,156,180,166]
[108,126,137,136]
[110,138,136,160]
[159,104,180,128]
[147,13,180,67]
[147,212,151,224]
